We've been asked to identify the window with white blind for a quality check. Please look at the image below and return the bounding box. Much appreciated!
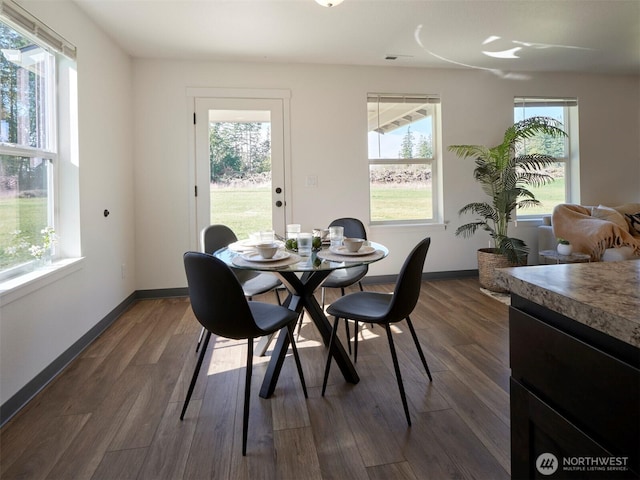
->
[514,97,579,217]
[0,0,78,281]
[367,93,441,224]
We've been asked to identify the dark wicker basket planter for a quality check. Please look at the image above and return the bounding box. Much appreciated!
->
[477,248,527,293]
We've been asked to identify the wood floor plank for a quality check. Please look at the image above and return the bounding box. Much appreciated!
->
[268,337,311,431]
[1,413,90,480]
[337,353,413,467]
[445,343,510,425]
[366,461,419,480]
[273,426,323,480]
[306,393,370,480]
[90,447,148,480]
[79,300,147,359]
[432,370,511,474]
[109,332,193,450]
[45,364,155,480]
[454,342,511,393]
[61,319,157,416]
[182,338,242,479]
[420,408,510,480]
[228,361,278,480]
[383,408,469,480]
[137,399,202,480]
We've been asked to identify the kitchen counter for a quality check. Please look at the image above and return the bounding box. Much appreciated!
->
[499,259,640,348]
[502,260,639,479]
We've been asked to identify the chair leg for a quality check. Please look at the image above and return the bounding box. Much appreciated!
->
[405,316,432,381]
[242,337,254,456]
[321,316,341,396]
[274,288,281,306]
[286,323,308,398]
[384,323,412,426]
[345,318,351,355]
[195,326,206,353]
[295,310,304,341]
[354,320,359,363]
[181,330,211,420]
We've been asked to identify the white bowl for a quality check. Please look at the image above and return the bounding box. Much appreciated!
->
[313,228,330,241]
[343,237,365,253]
[255,243,278,259]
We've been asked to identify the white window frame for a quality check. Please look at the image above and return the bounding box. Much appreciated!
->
[367,93,441,226]
[0,0,80,297]
[514,96,579,218]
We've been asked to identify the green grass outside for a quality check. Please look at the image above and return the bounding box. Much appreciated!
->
[370,184,432,221]
[522,179,566,216]
[210,185,272,239]
[208,179,565,235]
[0,197,48,268]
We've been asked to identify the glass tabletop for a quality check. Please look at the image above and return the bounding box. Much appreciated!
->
[213,240,388,273]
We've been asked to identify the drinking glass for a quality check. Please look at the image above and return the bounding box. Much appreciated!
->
[260,230,275,243]
[286,223,301,240]
[329,226,344,248]
[297,233,313,256]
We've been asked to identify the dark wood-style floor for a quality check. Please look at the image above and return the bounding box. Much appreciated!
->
[1,278,511,480]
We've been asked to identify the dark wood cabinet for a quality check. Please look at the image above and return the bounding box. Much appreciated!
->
[509,298,639,479]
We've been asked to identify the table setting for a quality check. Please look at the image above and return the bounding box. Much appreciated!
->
[227,224,385,269]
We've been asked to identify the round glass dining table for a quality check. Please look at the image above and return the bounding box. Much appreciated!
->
[214,241,388,398]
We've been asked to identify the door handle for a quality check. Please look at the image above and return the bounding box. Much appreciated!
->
[275,200,283,207]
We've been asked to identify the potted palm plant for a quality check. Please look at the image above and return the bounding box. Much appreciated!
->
[449,116,567,292]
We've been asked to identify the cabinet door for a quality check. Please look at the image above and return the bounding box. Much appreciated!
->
[511,379,636,479]
[510,306,639,473]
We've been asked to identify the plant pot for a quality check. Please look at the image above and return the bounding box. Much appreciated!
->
[557,243,572,255]
[477,248,527,293]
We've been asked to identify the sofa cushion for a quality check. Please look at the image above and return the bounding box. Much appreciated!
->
[591,205,629,232]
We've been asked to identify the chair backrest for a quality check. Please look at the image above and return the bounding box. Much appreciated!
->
[329,217,367,240]
[183,251,262,340]
[387,237,431,323]
[200,224,257,283]
[201,224,238,254]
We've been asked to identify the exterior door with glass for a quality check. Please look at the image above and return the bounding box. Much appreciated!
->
[194,97,288,245]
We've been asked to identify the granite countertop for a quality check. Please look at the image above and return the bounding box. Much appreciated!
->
[499,260,640,348]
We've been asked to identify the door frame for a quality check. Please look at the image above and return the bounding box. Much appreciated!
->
[186,87,292,250]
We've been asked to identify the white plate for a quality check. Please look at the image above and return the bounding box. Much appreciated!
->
[229,239,284,252]
[329,245,376,256]
[241,250,290,262]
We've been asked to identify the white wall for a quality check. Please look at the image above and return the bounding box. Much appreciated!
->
[133,60,640,287]
[0,1,135,406]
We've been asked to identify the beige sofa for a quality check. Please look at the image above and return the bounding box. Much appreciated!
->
[538,203,640,262]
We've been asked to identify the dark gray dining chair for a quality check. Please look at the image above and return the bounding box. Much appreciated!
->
[320,217,369,309]
[181,252,307,456]
[195,224,283,352]
[297,218,369,350]
[321,237,432,426]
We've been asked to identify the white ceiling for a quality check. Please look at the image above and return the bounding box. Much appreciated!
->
[70,0,640,75]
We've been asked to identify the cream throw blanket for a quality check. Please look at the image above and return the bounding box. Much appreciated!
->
[552,204,640,261]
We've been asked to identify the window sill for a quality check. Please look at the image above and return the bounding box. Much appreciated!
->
[0,257,84,307]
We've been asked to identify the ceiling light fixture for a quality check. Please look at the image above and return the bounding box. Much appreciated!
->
[315,0,344,7]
